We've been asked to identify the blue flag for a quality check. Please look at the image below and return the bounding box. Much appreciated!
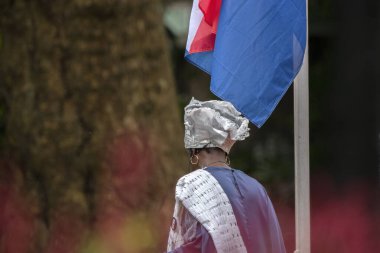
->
[185,0,307,127]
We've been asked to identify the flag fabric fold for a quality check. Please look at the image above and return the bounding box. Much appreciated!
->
[185,0,307,127]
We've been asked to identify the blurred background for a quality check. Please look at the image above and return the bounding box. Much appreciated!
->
[0,0,379,252]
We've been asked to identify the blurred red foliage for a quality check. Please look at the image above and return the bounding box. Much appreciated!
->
[276,174,380,253]
[106,131,154,209]
[44,213,86,253]
[310,176,379,253]
[0,162,34,253]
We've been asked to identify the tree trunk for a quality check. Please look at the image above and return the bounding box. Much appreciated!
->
[0,0,186,252]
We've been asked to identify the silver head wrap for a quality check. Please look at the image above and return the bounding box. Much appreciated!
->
[184,98,250,154]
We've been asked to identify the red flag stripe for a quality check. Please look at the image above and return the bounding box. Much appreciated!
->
[188,0,222,54]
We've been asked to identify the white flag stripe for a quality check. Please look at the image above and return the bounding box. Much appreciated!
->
[186,0,204,51]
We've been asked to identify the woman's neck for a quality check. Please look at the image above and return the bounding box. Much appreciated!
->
[198,150,230,168]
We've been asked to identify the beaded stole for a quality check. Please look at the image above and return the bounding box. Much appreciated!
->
[167,169,247,253]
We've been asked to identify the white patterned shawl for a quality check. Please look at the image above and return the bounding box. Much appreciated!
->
[167,169,247,253]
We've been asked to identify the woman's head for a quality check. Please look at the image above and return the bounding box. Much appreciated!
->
[183,98,250,154]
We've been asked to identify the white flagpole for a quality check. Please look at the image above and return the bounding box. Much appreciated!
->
[293,0,310,252]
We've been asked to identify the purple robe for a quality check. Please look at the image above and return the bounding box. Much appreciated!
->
[168,167,286,253]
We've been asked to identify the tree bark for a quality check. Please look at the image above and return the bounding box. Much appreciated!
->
[0,0,186,252]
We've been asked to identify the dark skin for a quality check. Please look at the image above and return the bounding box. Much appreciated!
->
[189,148,230,170]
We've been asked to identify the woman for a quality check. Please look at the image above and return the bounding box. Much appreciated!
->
[167,98,286,253]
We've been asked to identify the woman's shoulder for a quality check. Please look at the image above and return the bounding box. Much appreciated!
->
[176,169,208,184]
[175,169,225,203]
[206,167,266,191]
[175,169,212,195]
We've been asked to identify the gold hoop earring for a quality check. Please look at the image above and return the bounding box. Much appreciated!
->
[190,154,199,165]
[225,155,231,165]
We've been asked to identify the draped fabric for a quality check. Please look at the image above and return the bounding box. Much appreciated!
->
[167,167,286,253]
[167,169,247,253]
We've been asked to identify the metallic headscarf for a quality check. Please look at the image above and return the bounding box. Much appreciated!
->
[184,98,250,153]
